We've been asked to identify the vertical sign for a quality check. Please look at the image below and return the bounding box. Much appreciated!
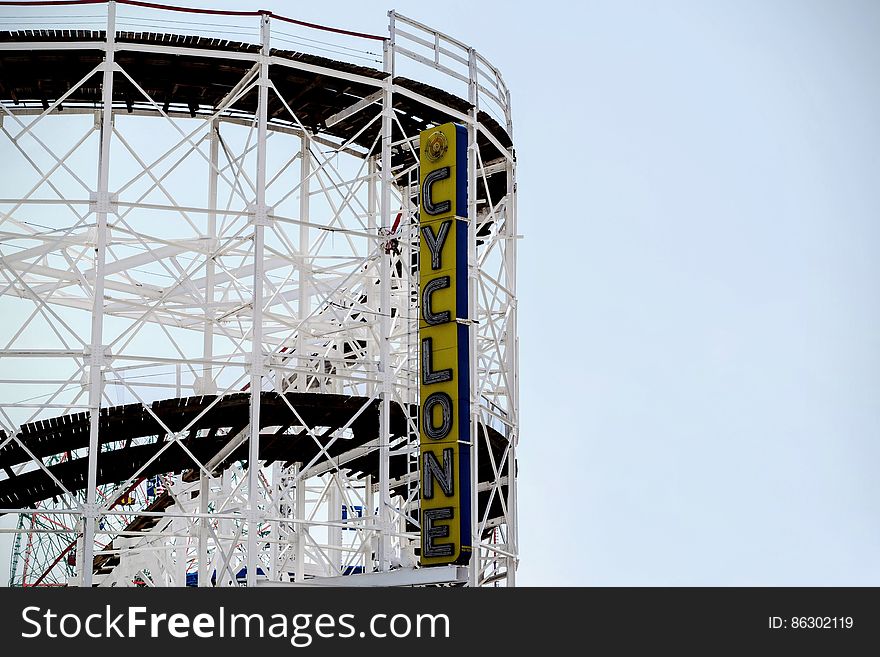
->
[419,122,471,566]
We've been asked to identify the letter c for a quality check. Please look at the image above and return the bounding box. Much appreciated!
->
[422,167,451,216]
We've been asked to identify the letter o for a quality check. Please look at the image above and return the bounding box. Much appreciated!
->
[422,392,453,440]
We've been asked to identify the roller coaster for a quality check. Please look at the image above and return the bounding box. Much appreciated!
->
[0,1,518,587]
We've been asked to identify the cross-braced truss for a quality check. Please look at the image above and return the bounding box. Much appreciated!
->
[0,2,517,587]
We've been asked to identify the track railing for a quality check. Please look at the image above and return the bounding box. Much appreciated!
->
[388,10,512,135]
[0,2,513,136]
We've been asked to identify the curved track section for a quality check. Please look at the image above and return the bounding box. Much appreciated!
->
[0,393,509,521]
[0,29,511,203]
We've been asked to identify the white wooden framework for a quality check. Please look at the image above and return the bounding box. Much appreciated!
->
[0,1,518,587]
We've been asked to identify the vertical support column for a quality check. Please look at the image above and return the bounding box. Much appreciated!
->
[198,474,210,586]
[377,21,394,573]
[297,133,310,391]
[173,511,186,587]
[364,473,374,570]
[199,120,219,587]
[328,475,340,575]
[246,11,271,588]
[505,89,514,142]
[74,519,85,585]
[505,155,518,587]
[367,154,381,568]
[203,119,218,393]
[294,463,305,582]
[270,461,280,580]
[467,47,480,588]
[387,11,396,79]
[81,0,116,588]
[367,158,378,386]
[216,470,231,586]
[377,27,394,572]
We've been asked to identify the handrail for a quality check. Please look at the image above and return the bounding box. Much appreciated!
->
[0,3,512,131]
[389,10,512,133]
[0,0,387,41]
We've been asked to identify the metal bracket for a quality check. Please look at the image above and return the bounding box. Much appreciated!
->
[93,110,114,129]
[249,203,273,226]
[83,345,112,368]
[249,356,266,377]
[245,508,261,527]
[89,191,119,215]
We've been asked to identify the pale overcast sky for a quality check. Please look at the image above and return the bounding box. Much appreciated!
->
[2,0,879,586]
